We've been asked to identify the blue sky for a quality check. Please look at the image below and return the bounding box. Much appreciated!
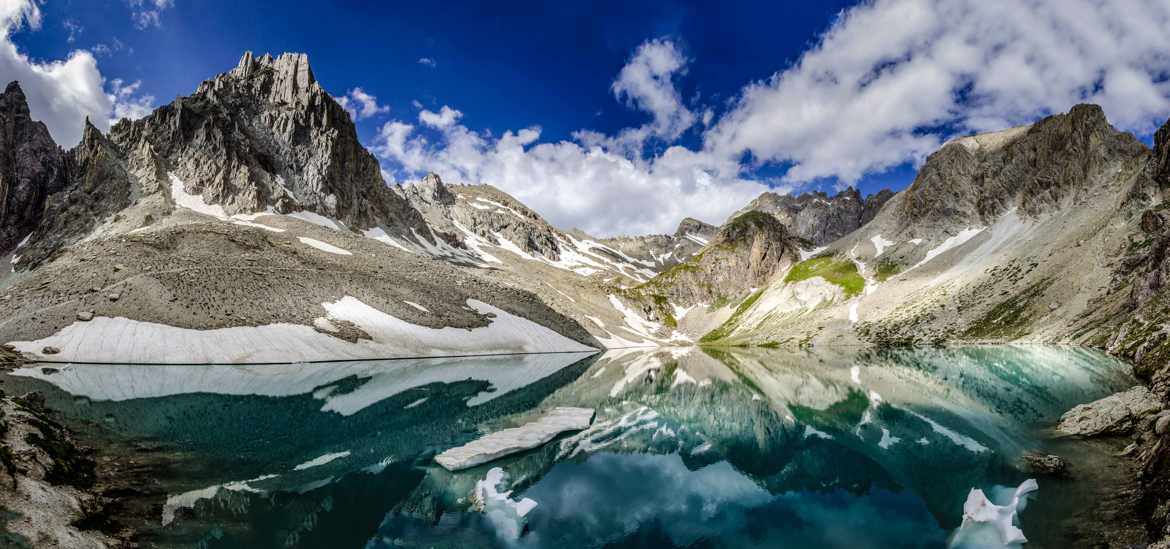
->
[4,1,1170,236]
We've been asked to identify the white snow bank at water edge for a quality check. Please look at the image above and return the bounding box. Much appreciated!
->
[951,479,1038,548]
[9,297,594,363]
[435,407,594,471]
[11,352,592,415]
[298,237,352,255]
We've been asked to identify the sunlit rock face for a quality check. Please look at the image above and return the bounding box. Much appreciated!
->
[109,52,432,240]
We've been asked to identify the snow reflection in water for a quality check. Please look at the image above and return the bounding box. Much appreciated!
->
[4,345,1135,548]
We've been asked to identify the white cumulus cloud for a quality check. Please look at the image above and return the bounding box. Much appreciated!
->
[335,87,389,120]
[1,0,156,146]
[418,105,462,129]
[704,0,1170,184]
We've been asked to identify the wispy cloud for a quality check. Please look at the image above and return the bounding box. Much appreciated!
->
[107,79,155,125]
[417,57,436,68]
[127,0,174,29]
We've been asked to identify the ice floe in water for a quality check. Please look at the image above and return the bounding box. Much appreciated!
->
[951,479,1039,548]
[435,407,594,471]
[474,467,538,540]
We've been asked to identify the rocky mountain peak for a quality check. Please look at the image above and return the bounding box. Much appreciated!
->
[737,187,893,246]
[111,51,432,240]
[0,80,67,254]
[400,172,456,207]
[895,103,1146,235]
[1,81,29,118]
[673,217,715,239]
[221,51,320,110]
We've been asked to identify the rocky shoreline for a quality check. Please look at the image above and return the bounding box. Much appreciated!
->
[0,350,168,548]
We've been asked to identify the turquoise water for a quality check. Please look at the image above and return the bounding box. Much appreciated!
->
[4,346,1136,548]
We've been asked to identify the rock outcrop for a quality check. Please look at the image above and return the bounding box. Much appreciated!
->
[16,120,137,269]
[598,217,717,270]
[633,210,802,308]
[0,82,67,256]
[737,187,893,246]
[109,52,432,241]
[894,106,1147,235]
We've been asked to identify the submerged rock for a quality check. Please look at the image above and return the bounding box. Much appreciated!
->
[1018,451,1069,477]
[435,407,594,471]
[1057,386,1162,437]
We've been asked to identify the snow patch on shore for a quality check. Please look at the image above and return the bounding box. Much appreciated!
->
[9,297,594,364]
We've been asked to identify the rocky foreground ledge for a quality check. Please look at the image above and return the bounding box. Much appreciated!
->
[1056,383,1170,547]
[0,392,118,548]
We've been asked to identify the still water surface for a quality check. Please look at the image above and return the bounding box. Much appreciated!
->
[5,346,1136,548]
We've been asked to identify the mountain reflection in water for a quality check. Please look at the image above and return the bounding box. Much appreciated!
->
[6,345,1135,548]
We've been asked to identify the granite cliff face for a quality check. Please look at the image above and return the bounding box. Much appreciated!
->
[737,187,893,246]
[0,82,67,256]
[109,52,433,242]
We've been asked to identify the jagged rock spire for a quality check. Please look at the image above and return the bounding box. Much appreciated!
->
[0,81,67,254]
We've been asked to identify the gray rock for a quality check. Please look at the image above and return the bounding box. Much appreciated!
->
[1057,386,1163,437]
[0,82,68,257]
[106,292,120,302]
[1156,413,1170,436]
[435,407,594,471]
[76,311,94,322]
[1019,451,1069,477]
[40,346,59,355]
[598,217,717,270]
[734,187,894,246]
[109,51,434,244]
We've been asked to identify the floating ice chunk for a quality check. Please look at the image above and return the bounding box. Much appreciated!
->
[435,407,595,471]
[474,468,537,540]
[951,479,1039,548]
[298,237,352,255]
[293,451,350,471]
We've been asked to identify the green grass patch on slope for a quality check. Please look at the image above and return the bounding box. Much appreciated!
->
[783,256,865,297]
[875,259,901,282]
[700,289,764,343]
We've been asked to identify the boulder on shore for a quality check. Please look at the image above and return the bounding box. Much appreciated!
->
[1057,386,1162,437]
